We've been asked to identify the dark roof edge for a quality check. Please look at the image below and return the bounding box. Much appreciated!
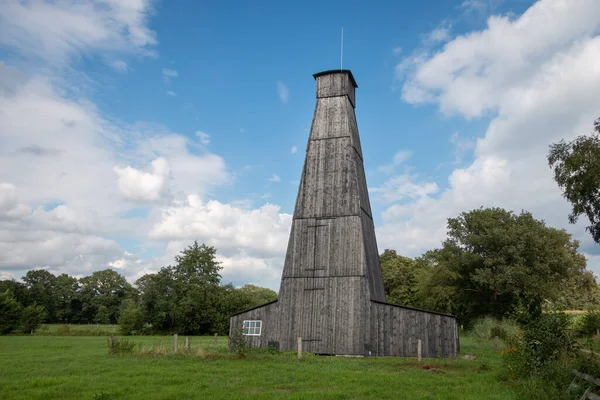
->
[370,299,458,319]
[229,299,278,317]
[313,69,358,88]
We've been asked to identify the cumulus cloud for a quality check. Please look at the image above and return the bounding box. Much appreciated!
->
[0,0,157,66]
[291,146,297,154]
[114,157,170,202]
[166,90,176,96]
[384,0,600,277]
[277,81,289,104]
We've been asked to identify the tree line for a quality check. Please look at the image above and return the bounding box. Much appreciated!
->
[0,241,276,335]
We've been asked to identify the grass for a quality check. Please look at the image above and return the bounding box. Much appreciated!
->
[33,324,120,336]
[0,333,522,400]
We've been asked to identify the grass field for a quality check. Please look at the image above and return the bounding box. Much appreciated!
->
[0,330,523,400]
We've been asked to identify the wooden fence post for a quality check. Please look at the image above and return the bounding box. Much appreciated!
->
[185,336,190,352]
[109,335,114,348]
[173,334,178,351]
[214,333,218,346]
[494,336,499,349]
[417,339,422,362]
[298,337,303,359]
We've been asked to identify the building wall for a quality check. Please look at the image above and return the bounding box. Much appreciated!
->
[368,301,459,357]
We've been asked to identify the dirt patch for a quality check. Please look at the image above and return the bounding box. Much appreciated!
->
[401,363,446,374]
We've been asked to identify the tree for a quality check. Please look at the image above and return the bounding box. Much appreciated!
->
[20,304,46,334]
[425,207,592,323]
[118,300,144,335]
[95,305,111,324]
[173,241,222,286]
[54,274,81,323]
[548,118,600,244]
[23,269,57,322]
[237,284,277,308]
[79,269,132,324]
[380,250,427,306]
[0,290,22,334]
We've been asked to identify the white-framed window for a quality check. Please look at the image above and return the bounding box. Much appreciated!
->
[243,320,262,336]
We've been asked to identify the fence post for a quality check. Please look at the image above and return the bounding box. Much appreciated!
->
[173,334,178,351]
[417,339,422,362]
[494,336,499,349]
[185,336,190,352]
[298,337,303,359]
[214,333,218,346]
[109,335,114,348]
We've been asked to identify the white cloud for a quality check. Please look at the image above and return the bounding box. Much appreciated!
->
[0,0,157,66]
[378,150,413,175]
[291,146,297,154]
[196,131,210,145]
[166,90,176,96]
[424,22,452,44]
[385,0,600,278]
[268,174,281,183]
[114,157,170,202]
[277,81,289,104]
[162,68,178,82]
[107,59,129,73]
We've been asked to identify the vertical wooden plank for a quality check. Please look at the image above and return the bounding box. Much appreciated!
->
[173,334,178,351]
[298,337,302,359]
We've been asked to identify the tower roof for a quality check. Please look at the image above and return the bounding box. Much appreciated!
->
[313,69,358,88]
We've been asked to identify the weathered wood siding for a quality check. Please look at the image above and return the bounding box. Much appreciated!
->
[369,301,459,357]
[229,70,457,358]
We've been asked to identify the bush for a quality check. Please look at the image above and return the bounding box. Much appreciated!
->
[506,312,577,375]
[578,309,600,337]
[469,316,521,342]
[108,337,137,355]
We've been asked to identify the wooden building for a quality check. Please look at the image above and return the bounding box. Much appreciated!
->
[230,70,459,357]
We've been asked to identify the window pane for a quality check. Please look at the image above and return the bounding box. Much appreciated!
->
[243,321,250,327]
[256,321,262,328]
[250,321,255,328]
[243,328,249,335]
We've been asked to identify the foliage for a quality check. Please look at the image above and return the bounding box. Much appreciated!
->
[504,313,577,376]
[380,249,428,306]
[577,309,600,337]
[95,305,111,324]
[80,269,134,324]
[417,207,592,323]
[548,117,600,244]
[0,290,22,334]
[107,337,137,355]
[118,301,145,335]
[237,284,277,308]
[20,304,46,334]
[468,317,521,342]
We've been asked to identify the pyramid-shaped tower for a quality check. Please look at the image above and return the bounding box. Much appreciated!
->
[230,70,458,357]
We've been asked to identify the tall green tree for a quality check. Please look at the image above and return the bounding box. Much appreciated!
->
[548,118,600,244]
[0,290,22,334]
[380,250,428,306]
[54,274,81,323]
[20,304,46,334]
[23,270,57,322]
[79,269,132,324]
[422,207,592,323]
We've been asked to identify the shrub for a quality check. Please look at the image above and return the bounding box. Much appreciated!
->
[228,328,251,358]
[469,316,520,342]
[578,309,600,337]
[108,337,136,355]
[509,312,577,375]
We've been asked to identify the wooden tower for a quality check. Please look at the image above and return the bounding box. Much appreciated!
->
[230,70,459,357]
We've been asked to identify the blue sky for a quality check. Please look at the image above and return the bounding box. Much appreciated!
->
[0,0,599,290]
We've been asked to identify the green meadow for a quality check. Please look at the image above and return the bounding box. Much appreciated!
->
[0,327,521,400]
